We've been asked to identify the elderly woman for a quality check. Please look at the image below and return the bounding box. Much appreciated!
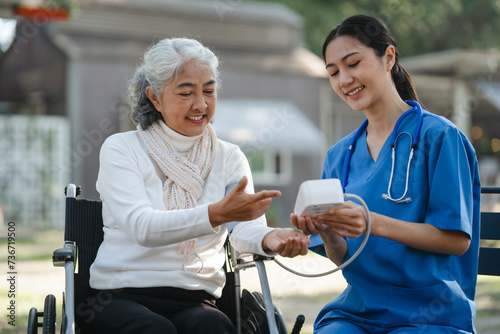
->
[87,37,310,334]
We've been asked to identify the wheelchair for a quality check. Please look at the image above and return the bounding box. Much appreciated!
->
[27,184,304,334]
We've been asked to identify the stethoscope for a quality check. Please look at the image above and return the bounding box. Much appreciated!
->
[340,100,423,203]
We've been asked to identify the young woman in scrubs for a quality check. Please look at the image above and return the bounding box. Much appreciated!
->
[291,15,481,333]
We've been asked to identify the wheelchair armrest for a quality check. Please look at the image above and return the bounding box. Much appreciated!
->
[52,241,77,334]
[235,252,274,264]
[53,241,76,267]
[233,252,275,272]
[253,254,275,262]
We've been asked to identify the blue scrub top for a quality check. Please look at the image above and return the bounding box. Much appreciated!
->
[310,109,481,332]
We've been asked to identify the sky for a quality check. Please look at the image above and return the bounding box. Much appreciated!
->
[0,18,16,52]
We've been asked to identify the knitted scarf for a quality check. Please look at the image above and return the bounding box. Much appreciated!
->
[137,121,217,271]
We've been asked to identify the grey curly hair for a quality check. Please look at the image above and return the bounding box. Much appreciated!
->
[128,37,220,130]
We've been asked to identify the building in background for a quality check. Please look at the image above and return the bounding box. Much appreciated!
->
[1,1,499,230]
[402,49,500,192]
[0,0,329,228]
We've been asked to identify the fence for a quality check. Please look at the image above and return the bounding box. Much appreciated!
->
[0,114,68,231]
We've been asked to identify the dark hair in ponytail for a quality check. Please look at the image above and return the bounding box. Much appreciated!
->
[322,15,418,102]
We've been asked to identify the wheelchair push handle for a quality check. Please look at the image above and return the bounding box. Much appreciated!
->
[65,184,82,198]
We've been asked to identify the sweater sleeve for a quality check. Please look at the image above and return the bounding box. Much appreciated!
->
[96,133,217,248]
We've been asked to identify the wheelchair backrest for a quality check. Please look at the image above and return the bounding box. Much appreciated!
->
[64,196,104,329]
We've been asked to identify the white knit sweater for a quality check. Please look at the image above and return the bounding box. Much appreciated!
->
[89,125,275,298]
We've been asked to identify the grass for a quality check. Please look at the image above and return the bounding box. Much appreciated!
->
[1,230,65,333]
[1,230,500,333]
[476,276,500,314]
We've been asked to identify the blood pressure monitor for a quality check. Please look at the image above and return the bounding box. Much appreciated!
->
[294,179,344,217]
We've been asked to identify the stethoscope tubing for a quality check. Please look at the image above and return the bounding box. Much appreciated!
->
[340,100,423,192]
[274,193,371,278]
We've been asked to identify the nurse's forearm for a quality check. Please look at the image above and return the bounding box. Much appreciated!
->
[320,231,348,266]
[371,213,471,256]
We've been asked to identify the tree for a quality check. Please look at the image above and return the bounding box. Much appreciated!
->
[255,0,500,57]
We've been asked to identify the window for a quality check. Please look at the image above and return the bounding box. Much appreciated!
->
[244,150,292,186]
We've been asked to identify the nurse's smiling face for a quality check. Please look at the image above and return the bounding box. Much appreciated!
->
[146,61,217,137]
[324,35,396,114]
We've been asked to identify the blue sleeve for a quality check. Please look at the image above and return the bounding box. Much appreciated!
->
[424,125,475,236]
[309,235,327,257]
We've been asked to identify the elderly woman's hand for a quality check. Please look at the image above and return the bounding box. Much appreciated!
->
[262,228,310,257]
[208,176,281,227]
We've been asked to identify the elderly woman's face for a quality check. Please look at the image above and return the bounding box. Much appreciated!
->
[148,61,217,136]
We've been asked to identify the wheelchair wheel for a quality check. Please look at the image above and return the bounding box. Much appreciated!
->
[42,294,56,334]
[241,290,287,334]
[252,292,287,334]
[27,307,40,334]
[272,303,287,334]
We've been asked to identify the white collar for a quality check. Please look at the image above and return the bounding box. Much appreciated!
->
[158,121,203,153]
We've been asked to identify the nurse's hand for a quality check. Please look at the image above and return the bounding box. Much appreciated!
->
[290,213,324,235]
[317,201,368,239]
[262,228,310,257]
[290,213,338,240]
[291,212,348,267]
